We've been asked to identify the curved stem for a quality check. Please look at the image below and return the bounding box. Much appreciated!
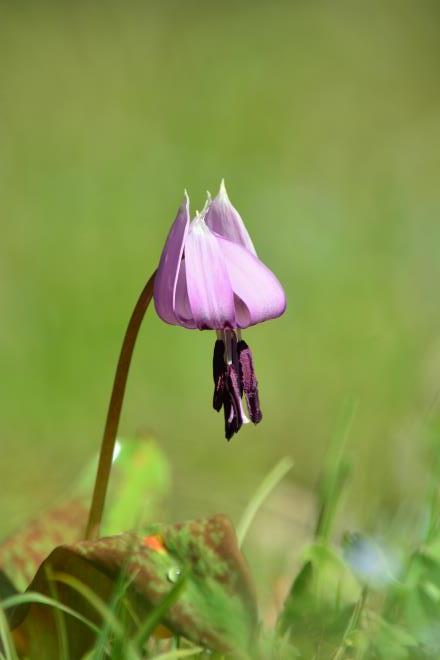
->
[85,271,157,541]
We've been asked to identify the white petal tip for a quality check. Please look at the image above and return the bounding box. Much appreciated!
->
[219,178,229,199]
[197,192,211,219]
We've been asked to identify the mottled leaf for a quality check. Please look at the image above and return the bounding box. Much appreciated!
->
[0,500,88,592]
[8,514,257,659]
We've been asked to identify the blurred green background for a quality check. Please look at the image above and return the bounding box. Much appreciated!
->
[1,0,439,544]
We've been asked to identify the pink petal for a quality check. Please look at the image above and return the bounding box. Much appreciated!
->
[154,193,191,326]
[216,236,286,328]
[174,260,197,329]
[205,180,257,255]
[184,217,236,330]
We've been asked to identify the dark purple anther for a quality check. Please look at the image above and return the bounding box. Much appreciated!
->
[212,339,225,412]
[212,333,262,439]
[229,332,243,396]
[238,340,263,424]
[225,363,243,438]
[212,334,244,440]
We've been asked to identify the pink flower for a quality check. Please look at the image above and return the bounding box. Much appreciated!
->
[154,181,286,440]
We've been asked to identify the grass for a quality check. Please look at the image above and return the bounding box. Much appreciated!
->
[237,456,294,548]
[2,440,440,657]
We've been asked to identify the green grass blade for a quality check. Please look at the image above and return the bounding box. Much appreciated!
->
[52,573,141,660]
[90,564,142,660]
[52,572,134,653]
[1,592,100,636]
[237,457,294,547]
[45,566,69,660]
[315,398,358,543]
[135,576,186,650]
[332,586,368,660]
[0,605,18,660]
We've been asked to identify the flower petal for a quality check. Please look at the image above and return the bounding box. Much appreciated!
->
[174,260,197,329]
[154,193,190,326]
[205,180,257,255]
[216,236,286,328]
[184,217,236,330]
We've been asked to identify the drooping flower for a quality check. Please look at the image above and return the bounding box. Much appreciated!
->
[154,180,286,440]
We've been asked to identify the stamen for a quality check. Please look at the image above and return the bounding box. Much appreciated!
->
[212,339,225,412]
[238,340,263,424]
[225,363,243,433]
[212,332,250,440]
[223,328,234,365]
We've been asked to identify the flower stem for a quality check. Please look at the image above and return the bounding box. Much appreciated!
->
[85,271,157,541]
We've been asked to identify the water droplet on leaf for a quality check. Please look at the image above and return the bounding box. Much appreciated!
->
[167,566,181,583]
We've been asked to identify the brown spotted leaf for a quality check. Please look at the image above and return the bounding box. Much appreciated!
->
[9,514,257,658]
[0,499,88,591]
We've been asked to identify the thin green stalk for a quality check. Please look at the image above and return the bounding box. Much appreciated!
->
[53,571,140,660]
[52,573,124,638]
[45,566,69,660]
[237,456,294,547]
[315,398,358,543]
[91,555,140,659]
[332,586,368,660]
[85,271,156,541]
[0,605,18,660]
